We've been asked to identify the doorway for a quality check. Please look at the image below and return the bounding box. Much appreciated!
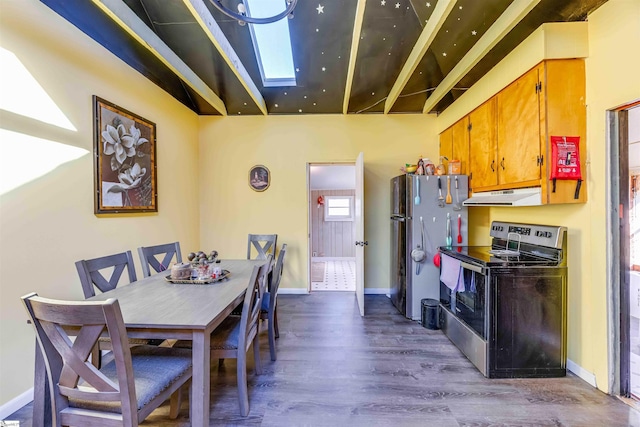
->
[308,164,356,292]
[609,101,640,400]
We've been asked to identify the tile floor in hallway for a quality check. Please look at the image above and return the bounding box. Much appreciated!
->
[311,259,356,292]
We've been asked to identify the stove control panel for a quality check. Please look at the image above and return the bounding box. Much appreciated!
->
[490,221,567,249]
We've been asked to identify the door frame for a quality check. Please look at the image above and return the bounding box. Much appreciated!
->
[607,99,640,397]
[306,161,356,293]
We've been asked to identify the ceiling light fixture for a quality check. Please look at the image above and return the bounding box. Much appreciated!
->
[208,0,297,25]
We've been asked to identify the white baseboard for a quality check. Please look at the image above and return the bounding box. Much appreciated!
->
[365,288,390,295]
[280,288,390,295]
[0,388,33,420]
[311,257,355,262]
[279,288,309,295]
[567,358,597,388]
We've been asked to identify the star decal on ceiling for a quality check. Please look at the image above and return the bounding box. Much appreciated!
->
[472,30,477,36]
[442,52,447,56]
[426,2,431,7]
[395,2,400,8]
[381,0,386,5]
[316,4,324,14]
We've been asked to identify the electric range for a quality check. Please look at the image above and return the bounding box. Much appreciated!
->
[438,221,568,378]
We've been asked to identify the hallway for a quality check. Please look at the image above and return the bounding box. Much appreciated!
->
[311,259,356,292]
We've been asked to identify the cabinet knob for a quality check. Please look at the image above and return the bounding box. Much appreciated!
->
[491,160,495,172]
[500,158,505,170]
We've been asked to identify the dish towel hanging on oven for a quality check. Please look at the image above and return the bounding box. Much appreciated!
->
[440,254,463,292]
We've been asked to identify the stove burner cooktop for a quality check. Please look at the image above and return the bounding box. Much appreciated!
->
[439,246,561,268]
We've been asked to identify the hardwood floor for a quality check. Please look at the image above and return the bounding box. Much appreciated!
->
[8,293,638,426]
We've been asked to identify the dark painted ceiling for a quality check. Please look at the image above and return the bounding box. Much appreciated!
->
[41,0,608,116]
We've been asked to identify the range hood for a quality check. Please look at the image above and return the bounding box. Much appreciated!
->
[463,187,542,207]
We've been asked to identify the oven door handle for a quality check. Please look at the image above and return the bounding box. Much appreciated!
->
[460,261,485,275]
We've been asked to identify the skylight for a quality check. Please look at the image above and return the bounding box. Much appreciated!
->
[244,0,296,87]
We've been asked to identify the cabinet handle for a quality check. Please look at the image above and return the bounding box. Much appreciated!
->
[491,160,495,172]
[500,158,505,170]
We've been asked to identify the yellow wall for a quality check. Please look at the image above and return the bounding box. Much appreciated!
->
[0,1,201,405]
[2,0,637,409]
[435,0,640,393]
[198,114,437,291]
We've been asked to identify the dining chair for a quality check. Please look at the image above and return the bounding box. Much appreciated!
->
[75,251,138,299]
[246,234,277,260]
[75,251,152,368]
[137,242,182,277]
[261,243,287,361]
[175,259,270,416]
[22,292,193,427]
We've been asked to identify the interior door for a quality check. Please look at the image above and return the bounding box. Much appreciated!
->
[355,152,365,316]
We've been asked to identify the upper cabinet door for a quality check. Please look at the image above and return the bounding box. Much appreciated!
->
[452,116,470,175]
[469,98,497,190]
[439,126,453,167]
[496,65,542,185]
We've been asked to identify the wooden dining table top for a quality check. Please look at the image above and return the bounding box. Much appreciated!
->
[87,258,265,331]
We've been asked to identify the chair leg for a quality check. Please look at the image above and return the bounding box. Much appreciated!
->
[253,334,262,375]
[273,305,280,339]
[268,315,277,361]
[169,386,183,419]
[237,351,249,416]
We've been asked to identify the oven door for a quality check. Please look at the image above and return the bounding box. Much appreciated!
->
[441,261,487,339]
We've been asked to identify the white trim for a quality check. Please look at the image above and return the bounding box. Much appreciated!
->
[365,288,390,295]
[0,388,33,420]
[312,257,355,262]
[567,358,597,388]
[279,287,309,295]
[279,287,388,296]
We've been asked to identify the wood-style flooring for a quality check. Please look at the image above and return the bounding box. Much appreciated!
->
[7,293,639,426]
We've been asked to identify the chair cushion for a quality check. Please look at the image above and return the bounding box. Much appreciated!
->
[70,345,192,413]
[261,291,270,312]
[209,316,242,350]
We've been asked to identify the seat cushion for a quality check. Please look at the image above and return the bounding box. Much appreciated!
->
[69,345,192,413]
[209,316,242,350]
[261,291,270,312]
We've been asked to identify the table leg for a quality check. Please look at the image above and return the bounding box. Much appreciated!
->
[32,340,51,427]
[190,330,210,426]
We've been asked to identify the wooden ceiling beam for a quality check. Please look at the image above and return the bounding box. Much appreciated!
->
[343,0,367,114]
[422,0,541,114]
[182,0,267,116]
[383,0,456,114]
[90,0,227,115]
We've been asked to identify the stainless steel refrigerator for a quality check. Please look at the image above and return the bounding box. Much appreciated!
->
[390,174,469,320]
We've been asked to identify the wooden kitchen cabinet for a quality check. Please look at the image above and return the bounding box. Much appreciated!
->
[468,98,497,190]
[444,58,587,204]
[439,116,469,175]
[496,64,542,187]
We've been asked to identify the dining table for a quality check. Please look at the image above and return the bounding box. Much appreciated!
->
[32,258,266,427]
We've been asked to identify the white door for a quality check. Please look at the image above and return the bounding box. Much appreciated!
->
[355,152,365,316]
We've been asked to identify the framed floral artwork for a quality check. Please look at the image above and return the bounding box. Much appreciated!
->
[249,165,270,192]
[93,96,157,214]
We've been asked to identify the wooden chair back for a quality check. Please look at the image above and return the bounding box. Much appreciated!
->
[269,244,287,308]
[238,256,272,353]
[246,234,277,260]
[75,251,138,299]
[137,242,182,277]
[22,293,139,425]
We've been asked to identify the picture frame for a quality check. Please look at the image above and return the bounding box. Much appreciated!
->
[249,165,270,192]
[93,96,157,214]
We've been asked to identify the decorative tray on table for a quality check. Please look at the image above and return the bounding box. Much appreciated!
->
[164,269,231,285]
